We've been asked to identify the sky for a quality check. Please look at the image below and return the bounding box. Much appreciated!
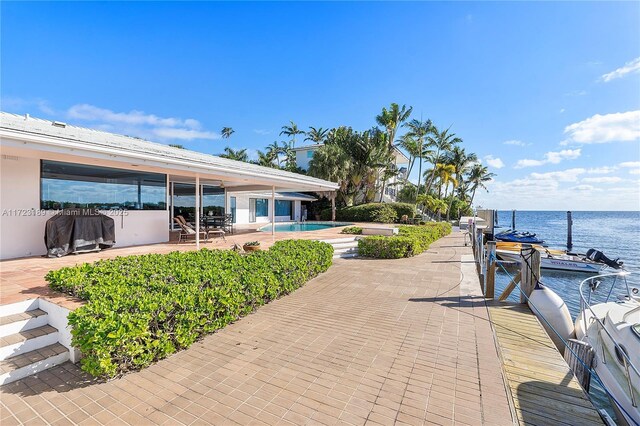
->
[2,1,639,211]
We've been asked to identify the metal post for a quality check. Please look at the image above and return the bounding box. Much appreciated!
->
[271,185,275,236]
[486,241,496,299]
[567,211,573,251]
[195,174,200,249]
[331,195,336,222]
[511,210,516,231]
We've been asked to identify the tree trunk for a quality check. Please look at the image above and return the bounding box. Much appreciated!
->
[415,140,423,204]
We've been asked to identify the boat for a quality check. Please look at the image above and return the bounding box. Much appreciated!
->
[495,229,545,244]
[495,242,624,274]
[574,272,640,425]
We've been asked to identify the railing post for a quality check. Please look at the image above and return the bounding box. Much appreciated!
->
[485,241,496,299]
[520,245,540,304]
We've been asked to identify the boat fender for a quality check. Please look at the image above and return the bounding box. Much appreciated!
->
[528,283,575,355]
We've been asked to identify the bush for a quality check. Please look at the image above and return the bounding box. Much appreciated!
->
[336,203,397,223]
[358,222,452,259]
[386,203,416,221]
[46,240,333,378]
[341,226,362,235]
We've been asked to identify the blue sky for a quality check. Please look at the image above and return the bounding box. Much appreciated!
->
[2,1,639,210]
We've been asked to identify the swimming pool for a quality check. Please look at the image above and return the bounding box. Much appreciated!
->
[258,222,353,232]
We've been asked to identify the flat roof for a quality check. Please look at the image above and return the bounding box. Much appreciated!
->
[0,112,339,192]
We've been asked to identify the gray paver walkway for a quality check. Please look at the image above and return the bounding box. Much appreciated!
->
[0,232,513,425]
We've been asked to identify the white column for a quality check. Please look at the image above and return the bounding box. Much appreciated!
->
[195,174,200,249]
[271,185,275,235]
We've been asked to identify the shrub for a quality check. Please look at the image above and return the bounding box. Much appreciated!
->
[386,203,416,221]
[46,240,333,378]
[336,203,397,223]
[358,222,452,259]
[341,226,362,235]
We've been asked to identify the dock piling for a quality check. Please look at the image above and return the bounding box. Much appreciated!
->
[520,245,541,304]
[485,241,496,299]
[567,210,573,251]
[511,210,516,230]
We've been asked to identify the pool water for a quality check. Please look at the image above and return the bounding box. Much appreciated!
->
[259,222,353,232]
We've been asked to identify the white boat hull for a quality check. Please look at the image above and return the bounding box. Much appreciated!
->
[576,301,640,425]
[497,249,606,273]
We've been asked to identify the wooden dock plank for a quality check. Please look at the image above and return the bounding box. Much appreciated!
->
[487,301,603,426]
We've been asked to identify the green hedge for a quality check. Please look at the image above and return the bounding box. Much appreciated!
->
[341,226,363,235]
[46,240,333,378]
[320,203,416,223]
[358,222,452,259]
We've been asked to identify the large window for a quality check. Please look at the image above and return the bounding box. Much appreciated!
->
[255,199,269,217]
[41,160,166,210]
[275,200,292,218]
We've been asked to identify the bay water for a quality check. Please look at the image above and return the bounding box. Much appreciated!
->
[491,210,640,421]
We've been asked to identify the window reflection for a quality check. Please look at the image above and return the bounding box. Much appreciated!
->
[41,160,166,210]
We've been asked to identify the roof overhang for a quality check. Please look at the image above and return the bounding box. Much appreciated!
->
[0,119,339,193]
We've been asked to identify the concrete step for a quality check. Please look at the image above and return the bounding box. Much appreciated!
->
[332,241,359,250]
[0,343,69,385]
[0,309,49,338]
[334,247,358,255]
[320,237,359,244]
[333,252,358,259]
[0,325,60,361]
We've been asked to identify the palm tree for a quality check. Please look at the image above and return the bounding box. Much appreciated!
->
[428,163,457,199]
[266,141,284,167]
[444,147,477,220]
[255,150,276,168]
[403,118,433,202]
[219,147,248,162]
[279,121,305,148]
[467,164,495,206]
[305,127,329,144]
[397,134,419,180]
[424,125,462,195]
[376,103,413,150]
[221,127,234,139]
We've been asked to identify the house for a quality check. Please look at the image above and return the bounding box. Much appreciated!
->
[0,112,338,260]
[292,143,410,202]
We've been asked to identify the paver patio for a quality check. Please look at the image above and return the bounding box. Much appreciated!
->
[0,231,514,425]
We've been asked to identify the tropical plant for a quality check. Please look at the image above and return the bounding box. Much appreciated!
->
[444,147,477,220]
[219,147,249,162]
[221,127,235,139]
[376,103,413,150]
[424,125,462,195]
[279,120,305,148]
[255,150,276,167]
[305,127,329,144]
[403,118,433,202]
[467,163,495,206]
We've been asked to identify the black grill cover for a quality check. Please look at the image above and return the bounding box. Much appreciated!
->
[44,209,116,257]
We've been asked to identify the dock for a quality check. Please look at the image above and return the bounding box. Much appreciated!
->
[469,219,605,425]
[488,302,603,425]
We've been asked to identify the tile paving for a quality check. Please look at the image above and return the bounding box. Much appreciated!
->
[0,231,514,425]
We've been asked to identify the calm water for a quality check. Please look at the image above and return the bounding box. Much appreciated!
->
[492,210,640,421]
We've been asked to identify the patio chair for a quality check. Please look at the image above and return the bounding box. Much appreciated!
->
[223,213,234,235]
[173,218,225,243]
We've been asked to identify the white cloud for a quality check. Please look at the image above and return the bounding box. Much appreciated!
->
[559,108,566,114]
[619,161,640,168]
[587,166,616,174]
[529,168,585,182]
[253,129,271,136]
[581,176,623,184]
[563,111,640,144]
[571,184,597,192]
[629,169,640,175]
[601,57,640,82]
[1,96,57,115]
[483,155,504,169]
[64,103,220,142]
[514,149,581,169]
[504,139,527,146]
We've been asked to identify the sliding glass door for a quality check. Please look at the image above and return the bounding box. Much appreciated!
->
[170,182,225,226]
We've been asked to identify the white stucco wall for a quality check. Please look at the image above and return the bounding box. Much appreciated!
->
[0,155,170,260]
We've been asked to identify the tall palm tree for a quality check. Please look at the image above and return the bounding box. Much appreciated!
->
[424,125,462,195]
[403,118,433,202]
[279,121,305,148]
[221,127,234,139]
[444,147,478,219]
[305,127,329,144]
[376,103,413,150]
[428,163,457,199]
[219,147,248,162]
[255,150,276,168]
[467,164,495,206]
[266,141,284,167]
[397,134,419,180]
